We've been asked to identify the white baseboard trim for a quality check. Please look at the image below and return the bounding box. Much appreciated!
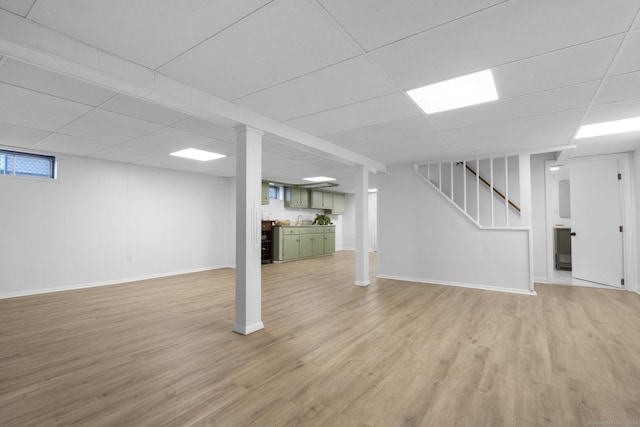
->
[636,290,640,296]
[376,274,537,296]
[0,265,230,300]
[354,280,371,286]
[534,276,549,284]
[233,321,265,335]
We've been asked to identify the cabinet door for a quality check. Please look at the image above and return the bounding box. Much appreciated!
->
[311,190,324,208]
[298,188,309,208]
[299,234,313,258]
[261,181,269,205]
[323,232,335,254]
[331,193,345,214]
[311,233,325,256]
[322,192,333,209]
[282,234,299,260]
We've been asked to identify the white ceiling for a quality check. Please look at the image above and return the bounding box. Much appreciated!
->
[1,1,640,192]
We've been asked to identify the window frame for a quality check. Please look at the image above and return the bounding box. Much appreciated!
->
[0,148,57,180]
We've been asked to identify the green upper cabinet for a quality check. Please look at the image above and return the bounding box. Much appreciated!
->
[311,190,333,209]
[261,181,269,205]
[330,193,345,214]
[284,187,309,208]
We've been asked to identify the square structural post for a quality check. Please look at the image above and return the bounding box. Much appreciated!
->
[355,165,370,286]
[234,125,264,335]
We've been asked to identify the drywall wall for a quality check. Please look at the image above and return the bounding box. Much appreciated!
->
[0,154,232,298]
[377,163,532,293]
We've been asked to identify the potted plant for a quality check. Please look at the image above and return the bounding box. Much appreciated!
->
[312,213,332,225]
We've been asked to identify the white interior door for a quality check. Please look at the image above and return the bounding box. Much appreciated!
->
[569,160,624,288]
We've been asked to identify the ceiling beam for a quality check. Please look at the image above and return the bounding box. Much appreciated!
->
[0,10,387,173]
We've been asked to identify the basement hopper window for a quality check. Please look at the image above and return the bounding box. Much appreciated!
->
[0,149,56,179]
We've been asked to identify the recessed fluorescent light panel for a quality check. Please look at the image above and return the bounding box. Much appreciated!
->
[170,148,225,161]
[575,116,640,139]
[407,69,498,114]
[368,188,378,193]
[303,176,336,182]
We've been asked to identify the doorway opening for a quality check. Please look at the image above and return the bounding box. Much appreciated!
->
[544,158,626,290]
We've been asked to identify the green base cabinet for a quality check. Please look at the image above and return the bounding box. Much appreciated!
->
[273,226,335,262]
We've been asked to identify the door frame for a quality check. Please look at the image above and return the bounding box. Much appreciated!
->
[544,153,637,291]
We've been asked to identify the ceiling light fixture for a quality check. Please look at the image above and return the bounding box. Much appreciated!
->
[170,148,226,161]
[303,176,336,182]
[368,188,378,193]
[575,116,640,139]
[407,69,499,114]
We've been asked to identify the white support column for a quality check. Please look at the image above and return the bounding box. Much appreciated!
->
[355,165,370,286]
[234,125,264,335]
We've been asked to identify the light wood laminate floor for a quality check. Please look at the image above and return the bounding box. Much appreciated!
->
[1,251,640,426]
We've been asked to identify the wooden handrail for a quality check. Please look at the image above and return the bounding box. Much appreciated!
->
[456,162,521,213]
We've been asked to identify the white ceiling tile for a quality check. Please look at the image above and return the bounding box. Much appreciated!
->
[286,93,420,136]
[582,98,640,124]
[354,132,449,156]
[325,116,435,146]
[429,81,599,131]
[319,0,504,51]
[33,0,271,69]
[494,35,622,99]
[0,82,93,131]
[0,59,117,106]
[170,117,236,140]
[609,29,640,75]
[57,109,163,144]
[369,0,640,90]
[159,0,361,100]
[122,127,213,153]
[135,154,233,177]
[234,55,397,121]
[101,94,190,125]
[368,145,460,164]
[0,122,50,148]
[89,144,161,163]
[446,110,585,153]
[595,71,640,105]
[0,0,35,17]
[193,139,237,157]
[32,133,111,156]
[572,135,640,158]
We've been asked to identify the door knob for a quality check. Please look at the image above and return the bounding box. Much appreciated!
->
[570,232,576,236]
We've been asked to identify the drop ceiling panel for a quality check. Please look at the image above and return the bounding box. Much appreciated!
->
[429,81,598,131]
[0,122,50,148]
[33,0,272,69]
[324,116,435,147]
[369,0,640,91]
[609,29,640,75]
[0,58,117,106]
[122,127,213,153]
[445,110,585,149]
[159,0,361,100]
[0,0,35,17]
[171,117,236,140]
[0,82,93,131]
[493,36,621,99]
[89,144,160,163]
[582,98,640,124]
[572,135,640,158]
[353,132,449,156]
[102,95,190,125]
[367,144,460,164]
[57,109,163,144]
[234,55,397,121]
[594,71,640,105]
[32,133,111,156]
[319,0,505,51]
[286,93,419,136]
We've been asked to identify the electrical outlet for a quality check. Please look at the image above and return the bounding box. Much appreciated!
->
[127,254,133,263]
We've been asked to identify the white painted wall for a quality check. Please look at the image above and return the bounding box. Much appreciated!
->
[377,163,532,293]
[342,194,356,250]
[0,155,232,298]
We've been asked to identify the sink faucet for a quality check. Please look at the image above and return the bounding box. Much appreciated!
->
[297,214,303,226]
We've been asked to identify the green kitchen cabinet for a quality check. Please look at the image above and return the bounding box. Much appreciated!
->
[323,227,335,253]
[284,187,309,208]
[272,226,335,262]
[282,234,300,260]
[261,181,269,205]
[330,193,345,214]
[311,190,333,209]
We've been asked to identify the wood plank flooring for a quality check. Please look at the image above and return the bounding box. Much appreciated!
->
[1,251,640,426]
